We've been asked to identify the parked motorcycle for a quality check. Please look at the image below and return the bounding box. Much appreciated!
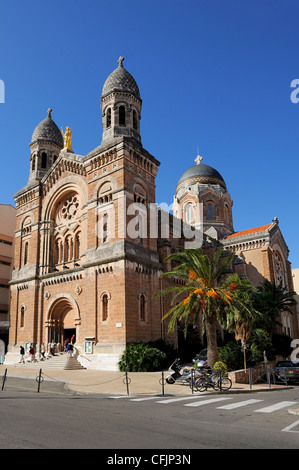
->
[165,358,202,385]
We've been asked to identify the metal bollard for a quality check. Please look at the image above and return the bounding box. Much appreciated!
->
[36,369,44,393]
[1,368,7,391]
[191,369,194,394]
[161,370,165,395]
[123,370,131,396]
[249,368,252,390]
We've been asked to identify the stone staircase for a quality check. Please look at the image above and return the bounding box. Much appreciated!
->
[21,353,86,370]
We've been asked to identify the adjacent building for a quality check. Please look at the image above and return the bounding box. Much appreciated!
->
[0,204,16,351]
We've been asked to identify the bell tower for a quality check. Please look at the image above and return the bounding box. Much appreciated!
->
[28,108,64,183]
[100,57,142,145]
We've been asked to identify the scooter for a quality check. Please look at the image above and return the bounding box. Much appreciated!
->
[165,358,196,384]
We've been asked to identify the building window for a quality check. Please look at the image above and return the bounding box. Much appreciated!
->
[207,203,214,220]
[20,306,25,328]
[41,152,47,169]
[102,294,108,321]
[185,203,193,222]
[24,242,29,265]
[102,213,108,243]
[140,294,146,322]
[106,108,111,128]
[133,110,137,130]
[119,106,126,126]
[32,156,36,172]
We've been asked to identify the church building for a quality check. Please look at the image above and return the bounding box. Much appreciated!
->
[5,57,298,369]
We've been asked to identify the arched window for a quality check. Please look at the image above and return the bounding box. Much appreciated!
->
[41,152,47,169]
[24,242,28,265]
[207,203,214,220]
[106,108,111,128]
[119,106,126,126]
[20,306,25,328]
[102,294,108,321]
[140,294,146,322]
[32,156,36,172]
[75,233,80,259]
[185,203,193,222]
[102,213,108,243]
[133,110,137,130]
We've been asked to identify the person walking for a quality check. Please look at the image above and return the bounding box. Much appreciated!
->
[50,339,56,356]
[40,343,45,360]
[66,342,73,358]
[29,344,37,363]
[19,345,25,363]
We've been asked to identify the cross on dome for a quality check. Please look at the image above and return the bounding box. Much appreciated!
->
[195,154,203,165]
[117,56,125,68]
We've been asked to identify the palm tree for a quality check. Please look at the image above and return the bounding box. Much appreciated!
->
[218,273,259,345]
[253,279,297,337]
[155,246,236,367]
[218,273,260,370]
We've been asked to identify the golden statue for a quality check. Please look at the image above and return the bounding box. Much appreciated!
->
[61,126,73,151]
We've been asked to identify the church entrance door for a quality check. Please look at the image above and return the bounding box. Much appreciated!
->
[47,297,79,350]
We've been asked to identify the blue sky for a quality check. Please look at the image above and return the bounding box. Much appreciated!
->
[1,0,299,267]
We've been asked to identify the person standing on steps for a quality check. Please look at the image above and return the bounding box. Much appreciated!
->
[66,342,74,358]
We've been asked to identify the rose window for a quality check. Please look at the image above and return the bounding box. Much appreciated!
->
[61,195,80,221]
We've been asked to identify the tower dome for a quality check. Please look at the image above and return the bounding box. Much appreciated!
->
[177,160,226,192]
[102,56,140,99]
[173,155,233,240]
[100,57,142,144]
[31,108,63,148]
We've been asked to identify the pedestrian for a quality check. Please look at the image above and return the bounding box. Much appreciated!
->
[64,338,69,352]
[29,344,37,362]
[40,343,45,360]
[71,334,75,344]
[50,339,56,356]
[66,342,73,358]
[19,345,25,363]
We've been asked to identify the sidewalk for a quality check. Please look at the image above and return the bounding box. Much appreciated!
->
[0,363,292,397]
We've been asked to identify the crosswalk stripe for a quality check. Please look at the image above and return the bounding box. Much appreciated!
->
[156,395,207,404]
[254,401,297,413]
[216,399,264,410]
[184,397,232,407]
[130,396,162,401]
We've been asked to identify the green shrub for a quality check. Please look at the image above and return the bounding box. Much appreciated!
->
[118,342,167,372]
[219,341,244,371]
[213,361,228,376]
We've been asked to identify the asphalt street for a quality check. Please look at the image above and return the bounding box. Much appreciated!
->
[1,377,299,450]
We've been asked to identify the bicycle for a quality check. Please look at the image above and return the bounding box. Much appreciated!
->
[193,369,232,392]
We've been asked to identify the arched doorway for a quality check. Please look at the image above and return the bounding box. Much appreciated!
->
[46,295,80,348]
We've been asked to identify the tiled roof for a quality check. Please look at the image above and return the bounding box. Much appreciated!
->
[225,224,272,240]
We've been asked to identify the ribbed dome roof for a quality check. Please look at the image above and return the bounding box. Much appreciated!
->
[177,163,226,191]
[102,57,140,99]
[31,108,63,148]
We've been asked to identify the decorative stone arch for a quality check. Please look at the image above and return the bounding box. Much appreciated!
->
[271,244,287,287]
[137,291,147,323]
[93,175,118,200]
[45,293,81,346]
[99,290,111,322]
[129,177,151,202]
[42,175,88,221]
